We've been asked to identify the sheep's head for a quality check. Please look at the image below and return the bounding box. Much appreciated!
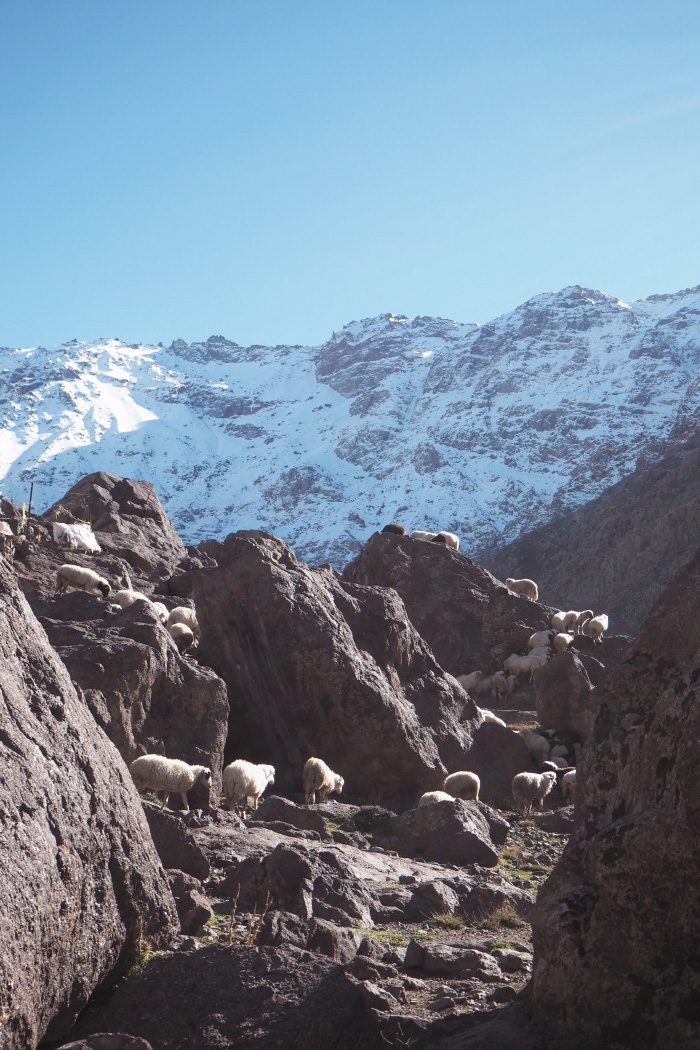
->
[98,581,111,598]
[262,765,275,786]
[195,767,212,785]
[333,775,345,795]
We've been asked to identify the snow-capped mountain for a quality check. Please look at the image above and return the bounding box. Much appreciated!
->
[2,283,700,565]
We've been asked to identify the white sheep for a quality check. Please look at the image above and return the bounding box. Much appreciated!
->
[490,671,515,701]
[474,676,494,696]
[169,622,195,654]
[455,671,484,693]
[110,588,152,610]
[303,757,345,805]
[443,770,480,801]
[505,577,538,601]
[518,728,551,768]
[410,530,438,542]
[417,790,456,807]
[504,653,549,681]
[151,601,170,625]
[550,743,570,762]
[561,769,577,802]
[52,521,101,553]
[476,706,507,727]
[512,771,557,815]
[55,563,111,599]
[587,614,609,643]
[550,611,567,631]
[562,611,581,633]
[528,629,555,650]
[222,760,275,812]
[528,646,552,658]
[576,610,594,634]
[167,605,201,643]
[545,755,570,769]
[431,531,459,551]
[129,754,212,811]
[552,632,574,652]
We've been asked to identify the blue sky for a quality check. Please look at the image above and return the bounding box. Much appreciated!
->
[1,0,698,348]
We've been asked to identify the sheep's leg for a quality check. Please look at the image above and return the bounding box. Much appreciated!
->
[160,791,169,810]
[180,792,189,812]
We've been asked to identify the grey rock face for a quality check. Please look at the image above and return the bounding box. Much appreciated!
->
[385,799,501,867]
[531,543,700,1049]
[195,530,477,802]
[0,558,178,1049]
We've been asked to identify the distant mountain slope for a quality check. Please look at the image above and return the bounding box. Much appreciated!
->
[1,282,699,566]
[483,439,700,636]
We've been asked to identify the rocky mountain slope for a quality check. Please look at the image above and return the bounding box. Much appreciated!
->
[485,437,700,635]
[2,283,699,566]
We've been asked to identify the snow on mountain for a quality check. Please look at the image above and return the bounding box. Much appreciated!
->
[1,283,699,565]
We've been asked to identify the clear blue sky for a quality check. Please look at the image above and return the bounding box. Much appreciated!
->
[1,0,698,349]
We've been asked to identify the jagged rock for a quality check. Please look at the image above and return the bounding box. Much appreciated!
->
[464,882,534,919]
[461,720,534,805]
[0,558,178,1050]
[529,807,574,833]
[385,799,501,867]
[342,530,555,675]
[142,803,211,880]
[306,917,361,962]
[255,910,309,949]
[166,870,214,935]
[67,944,384,1049]
[44,472,186,575]
[492,948,533,973]
[531,544,700,1049]
[195,530,479,803]
[534,650,595,740]
[249,795,332,838]
[422,945,502,978]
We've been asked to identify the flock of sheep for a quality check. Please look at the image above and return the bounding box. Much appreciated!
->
[54,526,609,825]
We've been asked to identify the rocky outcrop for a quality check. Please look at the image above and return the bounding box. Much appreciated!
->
[384,799,505,867]
[12,540,229,806]
[44,472,187,575]
[342,531,554,677]
[195,531,480,804]
[531,543,700,1049]
[0,557,179,1050]
[534,650,595,741]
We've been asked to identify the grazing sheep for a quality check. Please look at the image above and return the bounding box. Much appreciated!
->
[129,754,212,812]
[382,523,406,535]
[587,614,609,643]
[505,577,538,601]
[55,563,111,599]
[418,790,455,807]
[222,760,275,812]
[443,770,480,801]
[518,728,551,768]
[528,630,555,650]
[303,757,345,805]
[167,605,201,643]
[110,588,152,610]
[455,671,485,693]
[504,653,549,681]
[151,601,170,625]
[169,622,195,654]
[490,671,515,701]
[576,610,594,633]
[552,632,574,652]
[512,771,557,815]
[561,769,577,802]
[431,531,459,551]
[562,611,581,633]
[550,611,567,631]
[476,706,507,727]
[410,530,438,542]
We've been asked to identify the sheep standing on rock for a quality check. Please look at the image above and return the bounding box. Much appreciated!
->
[151,601,170,625]
[552,632,574,652]
[110,588,152,610]
[475,705,507,727]
[550,611,567,631]
[504,653,549,681]
[169,622,195,653]
[418,790,455,807]
[576,610,594,634]
[222,760,275,812]
[505,578,538,601]
[55,564,111,599]
[167,606,201,643]
[528,630,555,650]
[129,755,212,812]
[512,771,557,815]
[490,671,515,701]
[431,531,459,550]
[587,614,609,643]
[303,757,345,805]
[443,770,480,801]
[455,671,484,693]
[561,769,577,802]
[518,728,551,768]
[410,530,438,542]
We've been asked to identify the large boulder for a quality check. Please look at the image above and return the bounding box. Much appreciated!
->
[534,650,595,741]
[531,544,700,1049]
[44,472,186,575]
[67,944,384,1050]
[461,722,534,804]
[194,531,479,804]
[342,530,555,676]
[384,799,502,867]
[0,558,179,1050]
